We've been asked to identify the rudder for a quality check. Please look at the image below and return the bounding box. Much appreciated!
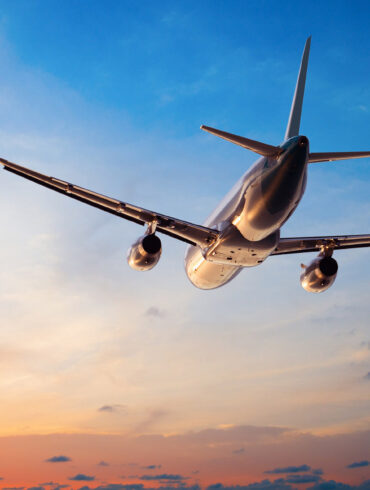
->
[284,37,311,140]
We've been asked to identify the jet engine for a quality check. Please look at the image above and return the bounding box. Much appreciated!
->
[127,233,162,271]
[300,255,338,293]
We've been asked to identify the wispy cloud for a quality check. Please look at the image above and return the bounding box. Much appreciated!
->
[69,474,95,481]
[140,474,187,482]
[97,460,109,466]
[308,481,370,490]
[45,455,71,463]
[207,482,292,490]
[347,460,369,469]
[144,307,165,318]
[285,474,322,484]
[265,465,311,474]
[98,405,126,413]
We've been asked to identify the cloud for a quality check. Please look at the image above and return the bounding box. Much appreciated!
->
[140,474,187,482]
[144,306,165,318]
[76,486,200,490]
[285,474,322,484]
[133,409,169,434]
[206,481,293,490]
[76,486,145,490]
[307,480,370,490]
[69,475,95,481]
[232,447,245,454]
[142,465,162,470]
[40,484,69,488]
[65,481,370,490]
[97,404,126,413]
[45,455,71,463]
[265,465,311,474]
[347,460,369,469]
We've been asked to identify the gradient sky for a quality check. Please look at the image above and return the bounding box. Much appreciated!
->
[0,1,369,489]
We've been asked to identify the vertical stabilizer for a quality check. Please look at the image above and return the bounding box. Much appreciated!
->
[284,37,311,140]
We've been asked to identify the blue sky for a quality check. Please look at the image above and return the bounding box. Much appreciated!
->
[0,1,369,488]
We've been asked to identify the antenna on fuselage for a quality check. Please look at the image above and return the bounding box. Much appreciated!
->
[284,36,311,141]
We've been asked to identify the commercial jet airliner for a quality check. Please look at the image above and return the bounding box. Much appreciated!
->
[1,38,370,292]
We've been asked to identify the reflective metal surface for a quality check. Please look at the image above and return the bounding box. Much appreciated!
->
[185,137,309,289]
[127,234,162,271]
[1,37,369,293]
[300,256,338,293]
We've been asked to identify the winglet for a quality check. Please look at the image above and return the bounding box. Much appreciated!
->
[200,125,281,157]
[284,36,311,140]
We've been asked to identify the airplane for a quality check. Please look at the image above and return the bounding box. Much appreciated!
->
[1,37,370,292]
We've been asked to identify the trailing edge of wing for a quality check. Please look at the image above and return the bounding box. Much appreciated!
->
[200,125,280,157]
[309,151,370,163]
[272,234,370,255]
[0,157,219,248]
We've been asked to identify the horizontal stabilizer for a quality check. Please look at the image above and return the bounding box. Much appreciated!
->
[201,125,280,157]
[309,151,370,163]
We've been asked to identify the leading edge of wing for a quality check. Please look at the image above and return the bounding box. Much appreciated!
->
[272,234,370,255]
[0,157,219,247]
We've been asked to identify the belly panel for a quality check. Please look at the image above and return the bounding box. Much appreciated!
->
[184,245,241,290]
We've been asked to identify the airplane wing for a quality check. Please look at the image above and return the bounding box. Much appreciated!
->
[272,234,370,255]
[0,157,219,248]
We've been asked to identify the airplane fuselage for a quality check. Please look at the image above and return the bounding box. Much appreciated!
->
[185,136,309,289]
[2,37,368,293]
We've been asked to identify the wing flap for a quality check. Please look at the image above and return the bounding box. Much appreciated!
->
[0,157,219,247]
[272,234,370,255]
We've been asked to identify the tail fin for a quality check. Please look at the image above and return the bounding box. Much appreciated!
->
[284,36,311,140]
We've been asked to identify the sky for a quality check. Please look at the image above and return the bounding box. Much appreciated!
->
[0,0,369,489]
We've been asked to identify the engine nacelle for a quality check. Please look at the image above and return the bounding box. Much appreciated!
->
[127,234,162,271]
[300,256,338,293]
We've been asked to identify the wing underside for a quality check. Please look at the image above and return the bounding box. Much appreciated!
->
[0,157,219,247]
[272,235,370,255]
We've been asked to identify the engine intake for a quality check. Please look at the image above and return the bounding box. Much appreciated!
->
[300,255,338,293]
[127,234,162,271]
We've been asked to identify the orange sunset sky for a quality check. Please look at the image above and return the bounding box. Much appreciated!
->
[0,1,369,489]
